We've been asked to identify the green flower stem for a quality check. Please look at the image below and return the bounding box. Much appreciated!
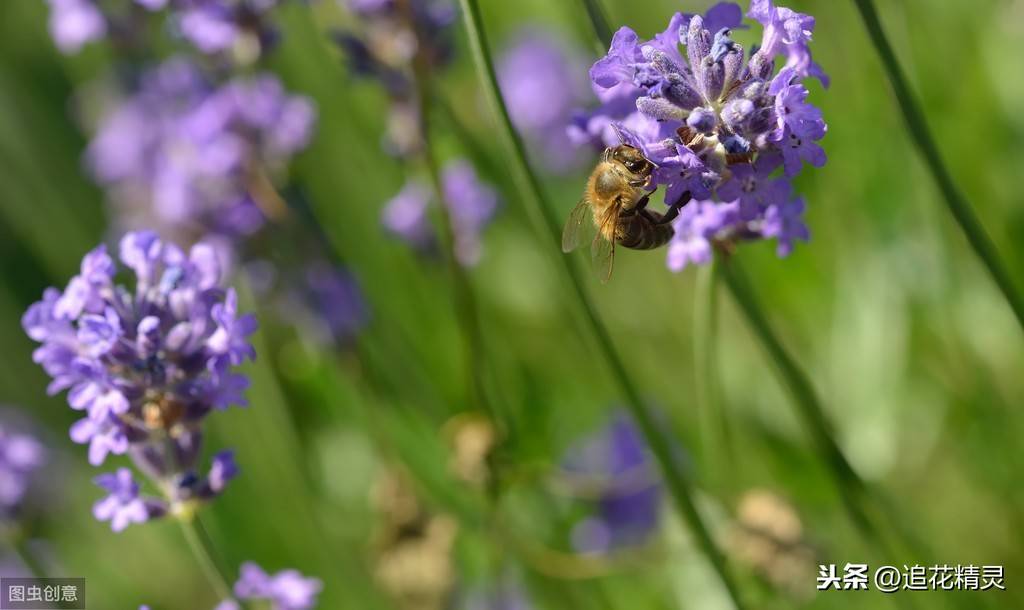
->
[693,261,734,488]
[851,0,1024,333]
[718,258,906,559]
[178,516,235,603]
[412,62,494,426]
[578,0,614,57]
[456,1,746,608]
[11,533,47,578]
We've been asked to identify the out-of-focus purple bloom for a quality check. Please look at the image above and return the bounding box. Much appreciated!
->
[498,29,586,174]
[381,181,434,250]
[572,1,826,266]
[382,160,499,266]
[443,161,500,266]
[0,421,46,518]
[44,0,292,60]
[45,0,106,54]
[562,412,662,553]
[299,263,369,345]
[23,231,254,529]
[247,258,369,347]
[93,468,165,532]
[336,0,456,157]
[172,0,290,61]
[87,59,315,246]
[232,561,323,610]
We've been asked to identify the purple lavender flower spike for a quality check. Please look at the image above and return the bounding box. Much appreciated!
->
[300,263,370,345]
[498,29,586,174]
[0,421,47,517]
[336,0,456,157]
[88,59,316,248]
[23,231,255,528]
[234,561,323,610]
[382,181,435,251]
[382,160,499,266]
[45,0,106,54]
[443,161,500,266]
[45,0,293,59]
[562,411,663,553]
[571,0,827,267]
[93,468,165,532]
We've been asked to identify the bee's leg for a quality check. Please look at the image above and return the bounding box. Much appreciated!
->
[656,190,692,225]
[633,187,657,211]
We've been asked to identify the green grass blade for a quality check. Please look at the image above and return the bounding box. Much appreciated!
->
[851,0,1024,333]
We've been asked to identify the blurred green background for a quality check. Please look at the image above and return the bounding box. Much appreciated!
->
[1,0,1022,608]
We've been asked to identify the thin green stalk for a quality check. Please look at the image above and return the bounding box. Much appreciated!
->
[413,63,493,426]
[693,261,734,487]
[178,516,235,603]
[578,0,614,57]
[718,258,907,562]
[456,1,746,607]
[851,0,1024,333]
[10,534,47,578]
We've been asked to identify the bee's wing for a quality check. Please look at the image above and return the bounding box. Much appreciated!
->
[591,206,620,284]
[561,198,593,253]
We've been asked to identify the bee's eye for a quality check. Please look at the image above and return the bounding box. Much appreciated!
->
[624,160,642,172]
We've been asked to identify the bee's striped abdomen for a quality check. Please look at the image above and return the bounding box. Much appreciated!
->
[617,212,674,250]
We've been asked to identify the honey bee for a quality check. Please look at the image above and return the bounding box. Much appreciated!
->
[562,144,688,282]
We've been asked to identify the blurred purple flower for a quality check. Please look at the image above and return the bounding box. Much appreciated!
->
[443,161,500,266]
[23,230,255,529]
[45,0,106,54]
[300,262,369,345]
[382,160,499,266]
[498,29,586,174]
[0,421,47,518]
[562,412,662,553]
[381,181,434,250]
[572,1,826,266]
[336,0,456,157]
[44,0,292,60]
[87,59,315,246]
[231,561,323,610]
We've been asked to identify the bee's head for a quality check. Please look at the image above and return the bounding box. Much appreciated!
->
[608,145,654,178]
